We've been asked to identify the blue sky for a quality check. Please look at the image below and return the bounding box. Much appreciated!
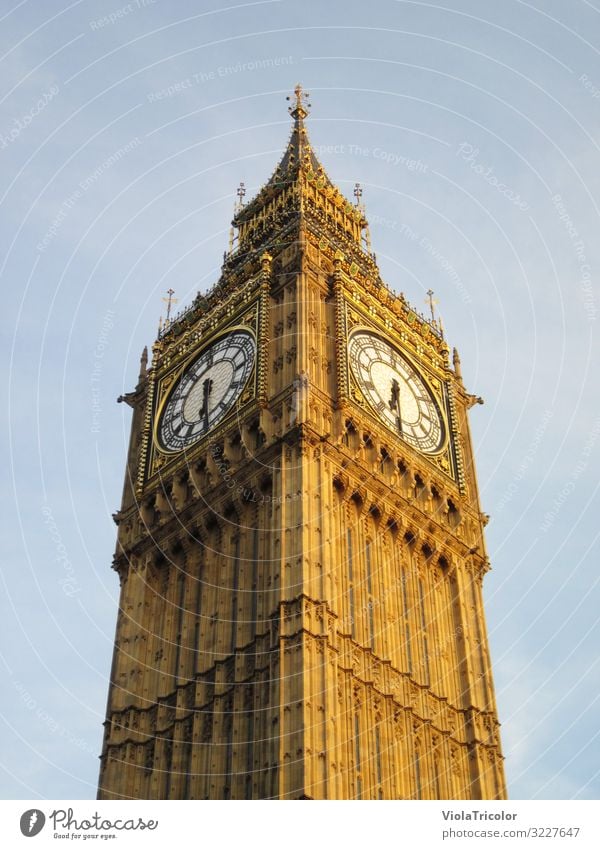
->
[1,0,599,800]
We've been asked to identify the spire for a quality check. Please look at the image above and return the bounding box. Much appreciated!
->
[227,86,371,263]
[276,83,316,177]
[271,83,325,187]
[233,84,335,225]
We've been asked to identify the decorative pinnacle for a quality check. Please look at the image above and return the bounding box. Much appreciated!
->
[354,183,363,206]
[426,288,438,322]
[234,181,246,217]
[453,347,463,379]
[287,83,311,122]
[138,345,148,382]
[162,288,178,322]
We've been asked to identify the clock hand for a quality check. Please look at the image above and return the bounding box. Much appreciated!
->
[199,378,213,430]
[389,378,403,435]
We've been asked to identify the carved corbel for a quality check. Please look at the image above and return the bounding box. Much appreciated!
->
[332,471,349,496]
[350,486,367,513]
[466,394,484,409]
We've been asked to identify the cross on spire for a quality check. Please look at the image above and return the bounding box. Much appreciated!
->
[426,289,438,322]
[235,181,246,216]
[162,288,178,322]
[287,83,311,122]
[354,183,363,206]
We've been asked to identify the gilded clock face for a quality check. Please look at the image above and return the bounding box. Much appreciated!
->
[348,331,444,454]
[158,330,255,451]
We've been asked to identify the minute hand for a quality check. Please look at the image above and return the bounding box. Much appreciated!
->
[199,378,213,430]
[389,378,403,435]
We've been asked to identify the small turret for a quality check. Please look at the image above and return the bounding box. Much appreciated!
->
[453,346,463,380]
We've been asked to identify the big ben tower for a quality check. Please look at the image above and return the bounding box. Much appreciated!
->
[98,86,507,801]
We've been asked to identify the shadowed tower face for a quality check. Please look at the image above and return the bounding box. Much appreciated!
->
[98,86,507,801]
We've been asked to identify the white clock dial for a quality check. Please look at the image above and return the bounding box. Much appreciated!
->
[348,331,444,454]
[158,330,255,451]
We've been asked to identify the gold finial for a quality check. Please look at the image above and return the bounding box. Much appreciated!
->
[287,83,311,122]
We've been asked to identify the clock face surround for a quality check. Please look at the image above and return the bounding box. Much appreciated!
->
[348,331,445,454]
[158,329,255,452]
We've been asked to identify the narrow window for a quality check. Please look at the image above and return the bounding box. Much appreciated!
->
[251,527,259,638]
[401,569,412,674]
[193,561,202,676]
[366,540,375,649]
[182,718,193,799]
[434,756,442,799]
[375,725,383,798]
[418,578,430,686]
[223,701,233,799]
[231,535,240,648]
[173,572,186,684]
[246,688,255,799]
[193,622,200,673]
[414,745,422,800]
[472,579,490,707]
[347,528,355,639]
[354,713,362,800]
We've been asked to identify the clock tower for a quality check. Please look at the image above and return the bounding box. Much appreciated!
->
[98,86,507,800]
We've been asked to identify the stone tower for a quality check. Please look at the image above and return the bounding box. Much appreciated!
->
[98,86,507,800]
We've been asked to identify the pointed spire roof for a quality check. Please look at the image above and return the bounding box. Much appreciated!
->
[234,84,336,224]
